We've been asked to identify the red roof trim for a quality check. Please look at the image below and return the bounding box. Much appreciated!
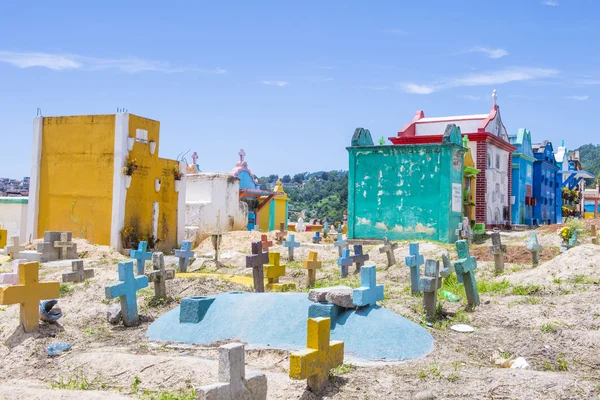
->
[397,110,424,137]
[389,131,516,153]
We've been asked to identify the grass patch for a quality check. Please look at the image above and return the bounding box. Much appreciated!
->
[478,279,511,295]
[542,354,569,372]
[59,283,75,297]
[417,363,442,380]
[511,284,540,296]
[139,391,196,400]
[331,363,356,375]
[51,372,106,390]
[540,322,559,333]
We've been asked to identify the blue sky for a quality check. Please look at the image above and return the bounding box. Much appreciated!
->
[1,0,599,179]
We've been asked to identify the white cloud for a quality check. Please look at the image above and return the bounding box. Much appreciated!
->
[399,67,560,94]
[541,0,558,6]
[459,95,482,100]
[262,80,289,87]
[0,50,225,74]
[383,29,408,35]
[469,46,509,59]
[565,95,589,101]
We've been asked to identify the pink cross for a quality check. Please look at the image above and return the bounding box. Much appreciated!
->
[238,149,246,162]
[191,152,198,165]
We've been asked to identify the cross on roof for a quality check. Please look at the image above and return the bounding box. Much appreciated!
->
[261,234,273,252]
[454,240,480,308]
[289,317,344,393]
[379,237,398,268]
[105,261,149,326]
[337,248,353,278]
[5,236,24,259]
[62,260,95,283]
[53,232,74,260]
[146,252,175,300]
[333,233,348,258]
[405,242,424,295]
[191,151,198,165]
[352,265,384,307]
[283,234,301,261]
[303,251,322,287]
[239,149,246,163]
[246,241,268,292]
[0,262,60,332]
[198,342,267,399]
[131,241,153,275]
[351,244,369,274]
[175,240,195,273]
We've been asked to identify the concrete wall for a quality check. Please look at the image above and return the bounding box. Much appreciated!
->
[348,139,465,243]
[185,173,247,244]
[0,197,28,243]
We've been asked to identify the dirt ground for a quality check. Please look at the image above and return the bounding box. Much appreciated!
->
[0,222,599,400]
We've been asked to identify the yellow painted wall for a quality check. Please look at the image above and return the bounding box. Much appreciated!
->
[124,115,179,252]
[257,197,289,232]
[258,201,271,232]
[37,115,115,243]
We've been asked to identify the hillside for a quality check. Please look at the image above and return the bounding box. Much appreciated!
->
[577,143,600,187]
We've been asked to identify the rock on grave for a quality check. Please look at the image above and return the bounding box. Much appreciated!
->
[246,241,268,293]
[405,243,424,295]
[453,240,480,308]
[419,260,442,320]
[308,285,355,309]
[62,260,95,283]
[289,317,344,393]
[175,240,195,273]
[351,244,369,274]
[0,262,60,333]
[104,261,149,326]
[36,231,78,262]
[197,342,267,400]
[379,237,398,268]
[527,232,542,265]
[352,265,384,307]
[283,234,301,261]
[488,232,507,274]
[145,252,175,300]
[130,241,153,275]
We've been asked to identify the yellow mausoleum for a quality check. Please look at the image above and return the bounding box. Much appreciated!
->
[26,113,185,252]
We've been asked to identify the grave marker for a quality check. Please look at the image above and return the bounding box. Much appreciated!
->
[453,240,480,308]
[146,252,175,300]
[405,242,424,295]
[264,252,295,292]
[440,251,454,280]
[568,230,580,248]
[420,260,442,320]
[337,248,353,278]
[0,261,21,285]
[455,217,472,245]
[175,240,195,273]
[5,236,24,259]
[62,260,95,283]
[53,232,74,260]
[296,218,306,232]
[312,231,322,244]
[351,244,369,274]
[592,225,598,245]
[105,261,149,326]
[488,232,507,274]
[333,233,347,257]
[0,262,60,332]
[303,251,322,287]
[379,237,398,268]
[275,222,287,243]
[197,343,267,400]
[527,232,542,265]
[283,234,301,261]
[130,241,152,275]
[246,241,268,292]
[289,317,344,393]
[323,222,330,237]
[260,234,273,252]
[352,265,384,307]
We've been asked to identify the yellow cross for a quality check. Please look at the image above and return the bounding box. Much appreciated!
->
[303,251,322,287]
[0,262,60,332]
[289,317,344,392]
[264,252,296,292]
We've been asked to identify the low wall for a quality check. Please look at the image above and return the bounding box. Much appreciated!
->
[0,197,28,243]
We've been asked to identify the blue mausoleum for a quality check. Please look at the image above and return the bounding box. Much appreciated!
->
[532,141,560,225]
[509,129,535,225]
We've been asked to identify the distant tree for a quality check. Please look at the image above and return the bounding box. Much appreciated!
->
[267,174,279,183]
[293,173,305,184]
[282,174,291,183]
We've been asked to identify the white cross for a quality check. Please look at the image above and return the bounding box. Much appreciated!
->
[238,149,246,163]
[5,236,24,259]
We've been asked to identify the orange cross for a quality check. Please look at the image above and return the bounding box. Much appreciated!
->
[303,251,322,287]
[0,262,60,332]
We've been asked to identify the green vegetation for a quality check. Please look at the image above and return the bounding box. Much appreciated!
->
[331,363,357,375]
[59,283,75,296]
[51,372,106,390]
[577,144,600,187]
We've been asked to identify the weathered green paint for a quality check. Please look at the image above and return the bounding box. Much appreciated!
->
[347,124,465,243]
[0,197,28,204]
[351,128,374,147]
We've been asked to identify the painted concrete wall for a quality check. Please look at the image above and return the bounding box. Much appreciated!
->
[0,198,28,243]
[348,137,465,243]
[185,173,248,244]
[484,143,510,224]
[36,115,116,243]
[124,115,180,252]
[510,129,535,225]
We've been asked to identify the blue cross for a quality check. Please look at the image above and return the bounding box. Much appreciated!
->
[338,248,353,277]
[405,242,424,295]
[323,222,330,236]
[352,265,384,307]
[454,240,480,308]
[351,244,369,273]
[131,241,152,275]
[312,231,322,244]
[333,233,347,257]
[105,261,149,326]
[283,234,301,261]
[175,240,195,273]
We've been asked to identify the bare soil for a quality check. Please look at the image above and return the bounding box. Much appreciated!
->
[1,226,599,399]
